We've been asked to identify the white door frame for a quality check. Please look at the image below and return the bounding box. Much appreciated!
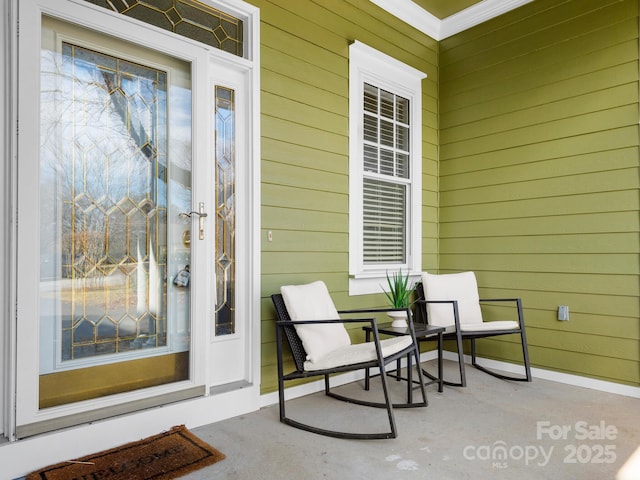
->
[0,0,16,442]
[1,0,260,465]
[208,60,255,387]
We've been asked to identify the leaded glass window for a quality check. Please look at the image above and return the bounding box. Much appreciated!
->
[84,0,244,57]
[214,86,236,336]
[46,42,170,361]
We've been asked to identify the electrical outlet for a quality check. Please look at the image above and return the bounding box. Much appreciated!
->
[558,305,569,321]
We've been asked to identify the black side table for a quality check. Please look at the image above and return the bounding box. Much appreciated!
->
[363,322,445,393]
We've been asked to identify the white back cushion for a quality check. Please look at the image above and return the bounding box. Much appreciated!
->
[422,272,484,327]
[280,281,351,363]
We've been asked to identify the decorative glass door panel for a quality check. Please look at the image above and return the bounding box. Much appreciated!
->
[214,86,235,336]
[207,62,249,387]
[38,16,192,407]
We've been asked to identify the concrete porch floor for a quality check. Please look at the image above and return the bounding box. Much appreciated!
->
[185,360,639,480]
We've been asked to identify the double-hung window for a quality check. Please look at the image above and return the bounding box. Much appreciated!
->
[348,41,426,294]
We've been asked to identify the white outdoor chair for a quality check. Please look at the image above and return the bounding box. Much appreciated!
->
[272,280,427,439]
[415,271,531,387]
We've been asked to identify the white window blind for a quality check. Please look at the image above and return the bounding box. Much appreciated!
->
[363,179,406,263]
[362,83,410,264]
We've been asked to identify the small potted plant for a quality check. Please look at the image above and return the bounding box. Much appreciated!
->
[383,269,413,328]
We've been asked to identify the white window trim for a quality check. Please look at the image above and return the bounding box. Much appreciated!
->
[348,41,425,295]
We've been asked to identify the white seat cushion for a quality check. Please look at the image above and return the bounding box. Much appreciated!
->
[280,281,351,363]
[422,271,483,328]
[304,335,413,371]
[460,320,519,332]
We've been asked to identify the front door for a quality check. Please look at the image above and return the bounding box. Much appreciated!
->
[13,0,257,438]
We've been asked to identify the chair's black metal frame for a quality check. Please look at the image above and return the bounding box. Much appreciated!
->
[272,293,427,440]
[414,282,532,387]
[362,322,445,393]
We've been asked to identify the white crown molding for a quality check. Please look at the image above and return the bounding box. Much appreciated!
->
[440,0,534,39]
[370,0,533,40]
[369,0,441,39]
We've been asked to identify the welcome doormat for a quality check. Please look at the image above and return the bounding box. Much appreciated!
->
[26,425,225,480]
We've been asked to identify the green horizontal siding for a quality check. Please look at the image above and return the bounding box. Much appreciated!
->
[255,0,638,394]
[441,148,638,192]
[254,0,439,394]
[479,271,640,298]
[439,0,639,385]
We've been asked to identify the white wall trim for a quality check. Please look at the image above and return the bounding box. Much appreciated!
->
[262,350,640,408]
[461,352,640,399]
[370,0,534,40]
